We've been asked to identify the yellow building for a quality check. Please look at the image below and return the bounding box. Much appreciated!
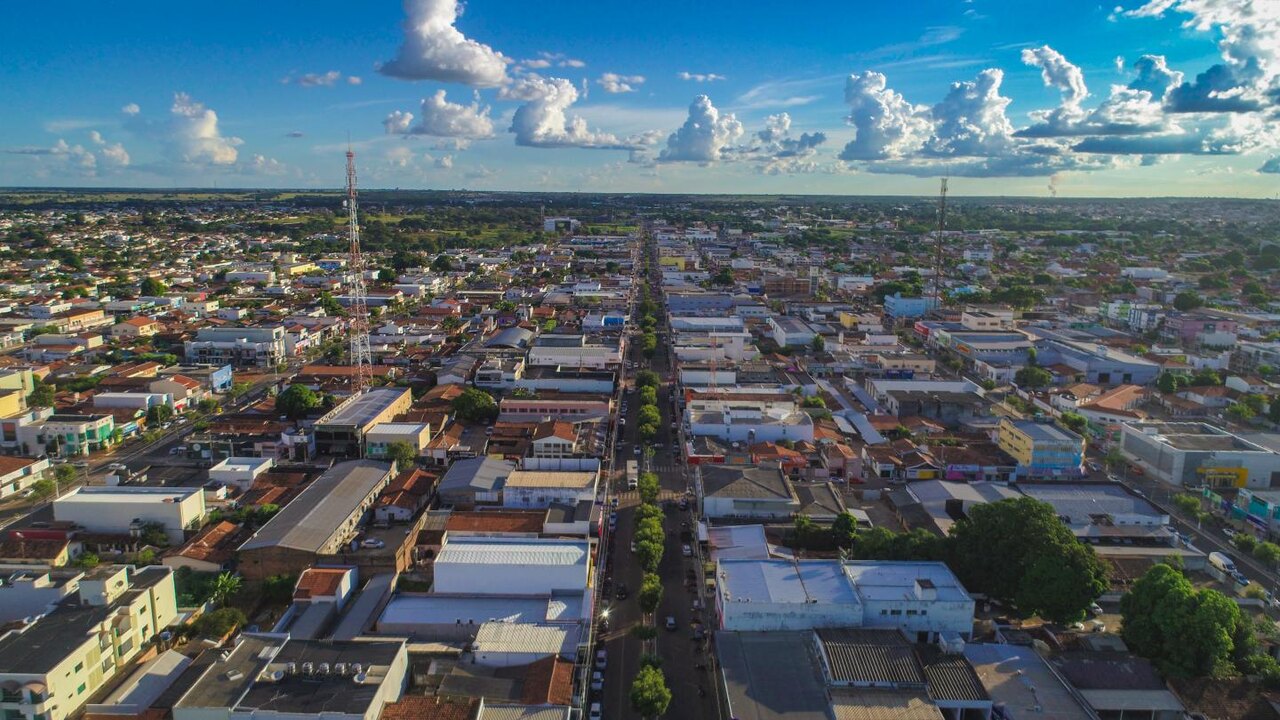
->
[997,417,1085,479]
[0,565,179,720]
[658,255,687,271]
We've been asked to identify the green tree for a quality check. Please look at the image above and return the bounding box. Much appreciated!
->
[54,464,78,487]
[430,254,453,272]
[637,405,661,427]
[639,386,657,406]
[639,573,663,614]
[637,473,660,504]
[27,478,56,500]
[1173,291,1204,311]
[1172,493,1202,517]
[386,441,418,470]
[452,388,499,422]
[1226,402,1256,421]
[1120,563,1244,677]
[802,395,827,409]
[1254,541,1280,567]
[276,384,322,420]
[147,404,175,425]
[192,607,247,639]
[793,514,816,547]
[140,277,168,296]
[209,572,243,608]
[635,539,663,573]
[832,512,860,547]
[1059,412,1087,434]
[228,381,252,399]
[811,334,826,352]
[635,370,659,389]
[75,552,100,569]
[377,268,397,284]
[629,666,672,719]
[27,380,55,408]
[711,268,734,286]
[1014,366,1053,389]
[948,497,1108,622]
[1156,372,1186,394]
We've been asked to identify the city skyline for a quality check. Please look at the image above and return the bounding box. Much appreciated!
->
[3,0,1279,197]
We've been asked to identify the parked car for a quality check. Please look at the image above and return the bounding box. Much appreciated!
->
[595,649,607,670]
[589,704,602,720]
[591,671,603,691]
[1223,527,1238,539]
[1089,602,1103,616]
[665,616,677,631]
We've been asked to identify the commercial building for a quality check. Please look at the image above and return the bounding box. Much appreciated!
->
[365,423,432,461]
[884,293,939,320]
[768,316,816,347]
[207,456,274,491]
[17,413,116,457]
[526,334,623,370]
[433,537,589,596]
[314,388,413,457]
[714,558,975,640]
[688,406,814,444]
[237,460,394,579]
[501,470,597,510]
[497,395,612,423]
[54,486,205,545]
[1029,331,1161,386]
[0,565,178,720]
[183,326,287,369]
[698,465,800,520]
[0,455,50,500]
[1120,422,1280,489]
[996,418,1085,479]
[172,634,408,720]
[437,457,514,506]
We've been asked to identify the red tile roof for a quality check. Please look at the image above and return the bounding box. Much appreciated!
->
[294,567,349,600]
[445,511,544,535]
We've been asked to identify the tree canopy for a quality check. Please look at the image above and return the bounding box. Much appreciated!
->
[949,497,1109,622]
[1120,563,1245,678]
[629,665,672,719]
[276,384,322,420]
[385,440,418,469]
[451,387,499,422]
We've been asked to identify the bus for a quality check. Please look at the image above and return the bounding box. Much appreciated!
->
[626,460,639,490]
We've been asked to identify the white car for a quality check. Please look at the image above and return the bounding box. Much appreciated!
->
[682,544,693,557]
[591,671,603,691]
[595,649,607,670]
[589,704,603,720]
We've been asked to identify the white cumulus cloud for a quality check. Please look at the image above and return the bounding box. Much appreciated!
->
[121,103,140,116]
[500,75,634,149]
[383,90,495,139]
[677,71,726,82]
[126,93,242,166]
[658,95,744,163]
[379,0,509,87]
[598,73,645,94]
[839,71,931,160]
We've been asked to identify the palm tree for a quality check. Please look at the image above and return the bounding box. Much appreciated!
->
[209,572,242,608]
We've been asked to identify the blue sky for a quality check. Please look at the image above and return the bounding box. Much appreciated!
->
[2,0,1278,196]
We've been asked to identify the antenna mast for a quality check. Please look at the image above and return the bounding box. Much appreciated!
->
[346,150,373,393]
[931,177,948,310]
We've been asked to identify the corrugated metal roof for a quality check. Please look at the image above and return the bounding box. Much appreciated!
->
[830,689,944,720]
[474,622,575,656]
[818,629,924,685]
[239,460,392,552]
[478,705,571,720]
[916,645,989,702]
[436,538,588,567]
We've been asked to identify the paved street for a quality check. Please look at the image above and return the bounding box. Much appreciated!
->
[597,234,720,720]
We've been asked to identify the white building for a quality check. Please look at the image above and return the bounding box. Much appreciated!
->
[1120,421,1280,489]
[688,406,814,444]
[54,486,205,544]
[432,537,589,596]
[207,456,274,491]
[769,316,816,347]
[715,559,975,641]
[501,470,597,509]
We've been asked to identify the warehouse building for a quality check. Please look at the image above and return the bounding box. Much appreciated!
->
[237,460,394,579]
[1120,421,1280,489]
[433,537,589,597]
[53,486,205,545]
[715,559,975,641]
